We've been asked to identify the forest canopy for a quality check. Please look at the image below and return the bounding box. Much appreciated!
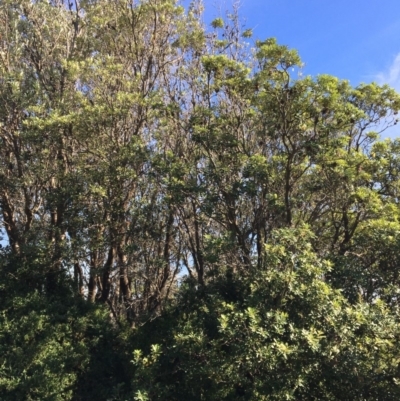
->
[1,1,400,400]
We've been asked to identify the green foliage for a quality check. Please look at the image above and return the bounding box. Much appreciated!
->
[0,251,132,401]
[211,18,224,29]
[131,229,400,400]
[1,0,400,400]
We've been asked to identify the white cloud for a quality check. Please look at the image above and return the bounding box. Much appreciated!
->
[374,54,400,139]
[376,53,400,91]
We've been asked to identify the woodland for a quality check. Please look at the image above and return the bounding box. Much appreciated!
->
[1,1,400,400]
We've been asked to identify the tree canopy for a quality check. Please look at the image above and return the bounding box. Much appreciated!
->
[1,1,400,400]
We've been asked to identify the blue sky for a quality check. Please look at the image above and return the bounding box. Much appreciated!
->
[201,0,400,138]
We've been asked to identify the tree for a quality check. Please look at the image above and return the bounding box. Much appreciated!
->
[1,0,400,400]
[132,228,400,401]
